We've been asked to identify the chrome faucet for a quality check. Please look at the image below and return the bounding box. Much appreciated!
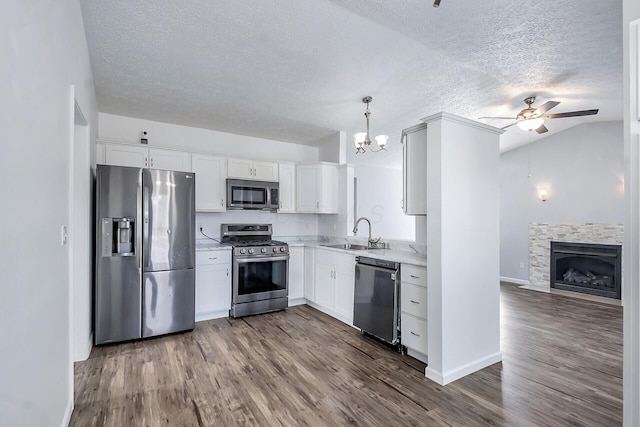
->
[353,217,381,248]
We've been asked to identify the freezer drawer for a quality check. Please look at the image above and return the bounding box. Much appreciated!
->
[143,269,195,338]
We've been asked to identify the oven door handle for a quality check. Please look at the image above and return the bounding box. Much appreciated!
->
[234,255,290,263]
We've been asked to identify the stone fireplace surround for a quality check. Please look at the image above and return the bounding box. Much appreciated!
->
[528,223,624,293]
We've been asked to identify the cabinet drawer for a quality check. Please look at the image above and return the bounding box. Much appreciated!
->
[402,264,426,287]
[196,250,231,266]
[401,313,428,355]
[401,283,427,319]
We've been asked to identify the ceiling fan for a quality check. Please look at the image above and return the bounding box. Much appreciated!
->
[480,96,599,134]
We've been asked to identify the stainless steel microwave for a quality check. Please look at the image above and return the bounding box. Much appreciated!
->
[226,179,279,210]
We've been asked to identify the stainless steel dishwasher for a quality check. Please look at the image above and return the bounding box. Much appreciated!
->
[353,256,400,345]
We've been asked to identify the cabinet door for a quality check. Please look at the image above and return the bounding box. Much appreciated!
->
[227,158,254,179]
[317,164,338,214]
[314,261,334,310]
[304,248,315,302]
[403,127,427,215]
[149,149,191,171]
[297,164,319,212]
[195,263,231,321]
[253,161,279,181]
[278,163,296,213]
[192,154,226,212]
[105,144,149,168]
[333,264,355,324]
[288,247,304,300]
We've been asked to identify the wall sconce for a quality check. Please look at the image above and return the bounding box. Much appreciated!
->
[537,188,549,202]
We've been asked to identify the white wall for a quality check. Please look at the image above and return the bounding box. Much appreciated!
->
[99,113,319,163]
[353,165,415,241]
[318,131,346,164]
[500,121,624,282]
[623,2,640,426]
[1,1,98,426]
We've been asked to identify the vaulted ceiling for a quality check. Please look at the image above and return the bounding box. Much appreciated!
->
[80,0,622,168]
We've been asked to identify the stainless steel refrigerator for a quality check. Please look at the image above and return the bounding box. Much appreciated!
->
[95,164,196,345]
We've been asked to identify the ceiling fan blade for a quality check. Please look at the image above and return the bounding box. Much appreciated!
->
[545,109,599,119]
[478,116,516,120]
[534,101,560,115]
[501,122,519,129]
[535,124,549,134]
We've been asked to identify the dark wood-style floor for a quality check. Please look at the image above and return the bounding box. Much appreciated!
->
[70,283,622,426]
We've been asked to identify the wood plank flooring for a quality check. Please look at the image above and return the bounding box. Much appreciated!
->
[70,283,622,426]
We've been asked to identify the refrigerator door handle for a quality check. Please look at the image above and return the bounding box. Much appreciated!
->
[142,174,150,270]
[136,174,143,270]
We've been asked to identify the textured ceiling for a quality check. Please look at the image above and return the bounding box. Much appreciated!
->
[79,0,622,168]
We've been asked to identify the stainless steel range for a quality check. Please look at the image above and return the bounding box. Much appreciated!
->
[221,224,289,318]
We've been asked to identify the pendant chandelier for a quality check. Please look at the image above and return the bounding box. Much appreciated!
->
[353,96,389,154]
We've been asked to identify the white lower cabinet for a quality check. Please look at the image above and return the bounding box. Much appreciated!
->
[195,250,231,322]
[304,248,315,302]
[288,246,305,305]
[400,264,428,362]
[312,248,355,325]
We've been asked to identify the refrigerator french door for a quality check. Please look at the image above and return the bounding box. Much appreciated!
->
[95,165,196,345]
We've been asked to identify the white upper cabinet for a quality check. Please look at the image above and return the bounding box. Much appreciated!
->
[148,148,191,171]
[402,124,428,215]
[191,154,227,212]
[278,162,296,213]
[227,157,278,181]
[104,144,149,168]
[102,143,191,172]
[296,163,338,214]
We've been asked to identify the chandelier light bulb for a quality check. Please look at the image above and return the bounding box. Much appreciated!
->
[517,118,545,131]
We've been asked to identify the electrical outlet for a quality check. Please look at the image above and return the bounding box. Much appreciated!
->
[519,262,524,269]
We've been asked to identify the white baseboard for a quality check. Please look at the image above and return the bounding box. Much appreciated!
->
[76,332,93,362]
[288,297,306,307]
[500,276,529,286]
[62,398,73,427]
[195,309,229,322]
[426,351,502,385]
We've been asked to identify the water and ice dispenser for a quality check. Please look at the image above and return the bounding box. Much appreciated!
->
[101,217,135,257]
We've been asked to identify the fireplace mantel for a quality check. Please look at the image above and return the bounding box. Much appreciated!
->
[528,223,623,292]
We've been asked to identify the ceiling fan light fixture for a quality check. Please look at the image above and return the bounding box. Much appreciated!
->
[517,118,545,131]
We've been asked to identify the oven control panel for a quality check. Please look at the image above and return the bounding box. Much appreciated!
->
[234,245,289,257]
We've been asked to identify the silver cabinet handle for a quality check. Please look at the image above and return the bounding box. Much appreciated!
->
[221,198,224,207]
[410,331,420,337]
[208,257,217,260]
[144,157,148,167]
[410,275,420,279]
[401,199,404,209]
[316,202,319,209]
[410,300,420,304]
[226,268,229,277]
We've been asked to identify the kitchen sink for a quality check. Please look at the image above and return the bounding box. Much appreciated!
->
[321,243,380,250]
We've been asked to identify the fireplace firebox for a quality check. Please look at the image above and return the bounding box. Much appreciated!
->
[550,241,621,300]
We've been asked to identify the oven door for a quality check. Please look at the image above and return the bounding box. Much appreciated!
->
[233,255,289,303]
[227,179,268,209]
